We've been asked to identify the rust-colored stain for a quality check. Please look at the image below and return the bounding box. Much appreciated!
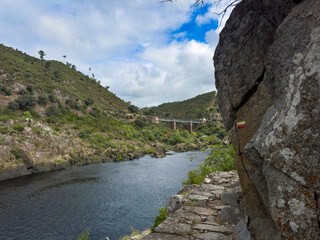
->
[301,190,312,199]
[308,174,317,184]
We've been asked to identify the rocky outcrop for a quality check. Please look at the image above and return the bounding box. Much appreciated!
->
[214,0,320,239]
[142,171,247,240]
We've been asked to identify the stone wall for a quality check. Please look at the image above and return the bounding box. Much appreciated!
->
[214,0,319,239]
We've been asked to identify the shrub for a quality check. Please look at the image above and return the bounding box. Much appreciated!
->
[134,118,149,128]
[10,147,21,159]
[18,88,27,95]
[79,128,94,139]
[8,101,19,111]
[48,94,56,103]
[13,124,25,133]
[0,126,8,134]
[89,132,109,148]
[183,144,236,186]
[182,163,213,186]
[84,98,94,106]
[15,95,36,110]
[128,105,139,113]
[77,229,90,240]
[37,95,48,106]
[0,84,11,95]
[29,109,40,118]
[23,111,32,119]
[205,144,236,171]
[45,105,61,117]
[26,85,34,94]
[151,208,168,231]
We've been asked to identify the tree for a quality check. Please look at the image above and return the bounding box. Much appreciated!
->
[62,55,66,63]
[38,50,46,60]
[162,0,241,20]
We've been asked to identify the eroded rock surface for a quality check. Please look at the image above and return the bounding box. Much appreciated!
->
[214,0,320,239]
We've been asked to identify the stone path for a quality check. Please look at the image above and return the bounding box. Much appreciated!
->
[129,171,251,240]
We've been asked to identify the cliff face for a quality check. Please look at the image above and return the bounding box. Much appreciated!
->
[214,0,319,239]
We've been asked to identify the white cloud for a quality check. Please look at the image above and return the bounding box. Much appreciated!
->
[0,0,232,107]
[100,40,215,107]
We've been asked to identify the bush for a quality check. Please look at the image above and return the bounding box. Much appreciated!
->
[13,124,24,133]
[37,95,48,106]
[77,229,90,240]
[79,128,94,139]
[205,144,236,171]
[15,95,36,110]
[45,105,61,117]
[10,147,21,159]
[26,85,34,94]
[84,98,94,106]
[0,126,8,134]
[134,118,149,128]
[151,208,168,231]
[48,94,56,103]
[183,144,236,186]
[0,84,11,95]
[89,133,110,148]
[23,111,32,119]
[8,101,19,111]
[128,105,139,113]
[18,88,27,95]
[182,163,213,186]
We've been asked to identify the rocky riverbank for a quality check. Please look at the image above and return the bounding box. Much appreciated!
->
[124,171,250,240]
[0,118,208,181]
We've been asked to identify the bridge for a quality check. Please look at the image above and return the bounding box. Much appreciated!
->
[151,117,206,134]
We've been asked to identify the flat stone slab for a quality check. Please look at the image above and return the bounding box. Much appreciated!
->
[192,224,234,234]
[154,218,191,235]
[182,206,215,216]
[189,195,209,201]
[171,208,202,223]
[142,233,188,240]
[193,232,230,240]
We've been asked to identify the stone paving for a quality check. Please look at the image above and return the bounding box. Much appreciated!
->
[131,171,251,240]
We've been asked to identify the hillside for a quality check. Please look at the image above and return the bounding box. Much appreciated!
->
[0,44,128,111]
[143,91,221,121]
[0,44,224,181]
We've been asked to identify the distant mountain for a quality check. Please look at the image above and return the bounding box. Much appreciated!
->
[143,91,221,121]
[0,44,128,111]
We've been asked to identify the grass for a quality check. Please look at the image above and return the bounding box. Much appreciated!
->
[119,227,141,240]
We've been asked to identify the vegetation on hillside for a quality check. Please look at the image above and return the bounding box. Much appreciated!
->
[142,91,219,120]
[0,44,227,178]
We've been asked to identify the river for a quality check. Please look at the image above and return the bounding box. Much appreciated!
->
[0,150,210,240]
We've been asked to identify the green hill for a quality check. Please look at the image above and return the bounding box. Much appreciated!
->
[143,91,220,120]
[0,44,128,111]
[0,44,221,181]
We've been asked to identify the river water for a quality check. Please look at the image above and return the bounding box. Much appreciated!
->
[0,150,209,240]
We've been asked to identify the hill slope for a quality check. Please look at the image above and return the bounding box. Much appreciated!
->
[143,91,220,121]
[0,44,128,110]
[0,44,220,181]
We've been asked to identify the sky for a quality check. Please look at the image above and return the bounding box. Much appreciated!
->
[0,0,235,107]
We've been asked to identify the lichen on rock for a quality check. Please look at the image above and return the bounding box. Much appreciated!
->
[214,0,320,239]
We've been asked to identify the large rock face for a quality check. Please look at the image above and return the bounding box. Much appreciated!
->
[214,0,319,239]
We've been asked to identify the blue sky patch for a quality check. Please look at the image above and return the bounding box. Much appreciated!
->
[170,5,218,43]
